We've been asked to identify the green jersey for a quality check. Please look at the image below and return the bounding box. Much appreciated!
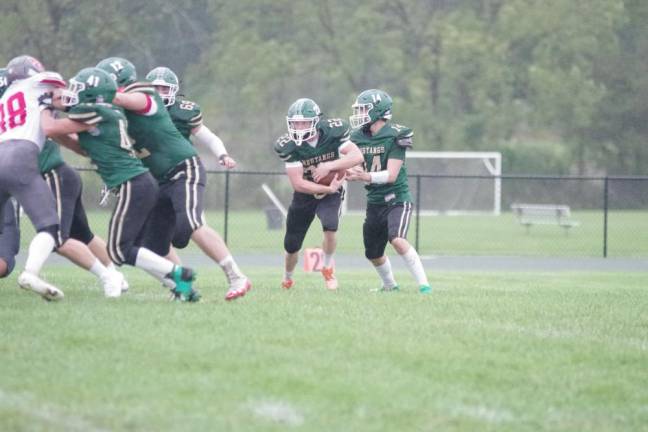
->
[350,122,413,205]
[68,103,148,189]
[39,139,65,174]
[167,98,203,140]
[122,82,197,180]
[273,117,351,183]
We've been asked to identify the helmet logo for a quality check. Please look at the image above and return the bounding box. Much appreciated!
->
[371,93,381,103]
[109,61,124,72]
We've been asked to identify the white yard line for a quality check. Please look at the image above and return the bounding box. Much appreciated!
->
[0,388,109,432]
[250,399,304,427]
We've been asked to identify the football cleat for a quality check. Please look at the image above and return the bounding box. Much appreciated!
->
[419,284,432,294]
[321,266,337,290]
[281,278,294,290]
[18,271,64,301]
[170,266,199,302]
[101,272,122,298]
[225,277,251,301]
[116,271,130,292]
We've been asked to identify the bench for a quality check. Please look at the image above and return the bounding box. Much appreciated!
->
[511,203,580,234]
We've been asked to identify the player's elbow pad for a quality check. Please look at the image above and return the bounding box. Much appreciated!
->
[193,126,227,158]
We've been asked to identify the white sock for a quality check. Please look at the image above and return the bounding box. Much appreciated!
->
[400,247,429,286]
[24,232,55,275]
[89,259,110,280]
[144,269,176,289]
[284,270,293,280]
[374,257,398,289]
[135,248,174,278]
[323,253,334,268]
[219,255,244,282]
[106,262,117,272]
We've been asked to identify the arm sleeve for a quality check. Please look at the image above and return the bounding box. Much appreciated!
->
[193,125,227,158]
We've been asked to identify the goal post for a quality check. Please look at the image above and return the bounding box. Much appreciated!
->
[343,151,502,215]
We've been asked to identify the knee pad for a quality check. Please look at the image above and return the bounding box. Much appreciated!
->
[70,223,95,245]
[171,223,195,249]
[284,230,306,254]
[365,249,383,261]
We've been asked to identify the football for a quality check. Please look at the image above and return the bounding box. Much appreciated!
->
[317,169,346,186]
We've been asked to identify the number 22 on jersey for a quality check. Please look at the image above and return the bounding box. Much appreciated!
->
[0,91,27,134]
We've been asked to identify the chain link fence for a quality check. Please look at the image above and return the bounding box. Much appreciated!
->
[12,169,648,259]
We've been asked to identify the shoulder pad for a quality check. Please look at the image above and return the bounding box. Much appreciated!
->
[68,103,103,125]
[392,123,414,148]
[175,99,203,127]
[32,71,65,87]
[320,117,351,140]
[273,134,296,161]
[123,81,155,94]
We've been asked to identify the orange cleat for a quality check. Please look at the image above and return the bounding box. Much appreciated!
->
[321,266,338,290]
[225,277,251,301]
[281,278,294,289]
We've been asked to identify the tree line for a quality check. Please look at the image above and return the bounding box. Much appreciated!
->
[1,0,646,175]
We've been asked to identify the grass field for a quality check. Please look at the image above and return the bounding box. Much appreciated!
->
[16,209,648,258]
[1,267,647,431]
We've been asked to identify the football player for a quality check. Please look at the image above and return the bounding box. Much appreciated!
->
[145,66,235,265]
[98,58,251,301]
[346,89,431,293]
[0,66,126,297]
[273,98,363,290]
[145,66,236,168]
[40,138,129,296]
[0,199,20,279]
[40,67,200,302]
[0,55,67,300]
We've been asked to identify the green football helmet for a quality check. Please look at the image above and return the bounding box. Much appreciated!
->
[350,89,393,128]
[0,68,7,98]
[146,66,179,106]
[286,98,321,146]
[62,67,117,107]
[96,57,137,88]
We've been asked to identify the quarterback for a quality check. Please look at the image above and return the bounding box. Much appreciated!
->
[346,89,431,294]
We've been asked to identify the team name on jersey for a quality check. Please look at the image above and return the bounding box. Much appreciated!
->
[302,151,337,168]
[361,146,385,155]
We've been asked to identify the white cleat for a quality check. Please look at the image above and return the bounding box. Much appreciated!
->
[18,271,64,301]
[102,272,123,298]
[110,269,129,293]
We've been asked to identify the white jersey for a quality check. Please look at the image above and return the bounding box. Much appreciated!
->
[0,72,65,150]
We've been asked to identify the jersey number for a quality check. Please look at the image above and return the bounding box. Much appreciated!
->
[327,118,343,128]
[0,92,27,133]
[179,101,195,111]
[118,119,136,157]
[369,155,381,172]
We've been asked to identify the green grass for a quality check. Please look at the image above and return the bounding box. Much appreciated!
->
[18,209,648,258]
[1,267,647,431]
